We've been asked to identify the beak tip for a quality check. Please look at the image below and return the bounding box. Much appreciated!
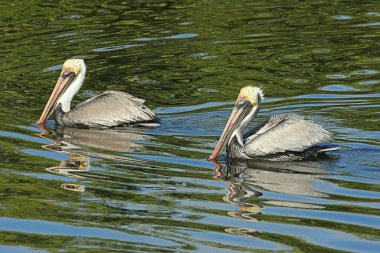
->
[209,154,217,160]
[36,119,44,125]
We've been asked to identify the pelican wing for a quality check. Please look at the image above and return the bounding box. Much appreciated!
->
[61,91,156,127]
[243,114,332,157]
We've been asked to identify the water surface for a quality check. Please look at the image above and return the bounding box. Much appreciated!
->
[1,1,380,252]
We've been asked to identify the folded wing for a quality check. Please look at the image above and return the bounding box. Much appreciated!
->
[60,91,156,127]
[243,114,332,157]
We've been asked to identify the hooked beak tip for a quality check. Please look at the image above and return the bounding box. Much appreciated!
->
[209,150,220,160]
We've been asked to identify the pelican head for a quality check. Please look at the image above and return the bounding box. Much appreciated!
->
[210,86,264,159]
[37,59,86,125]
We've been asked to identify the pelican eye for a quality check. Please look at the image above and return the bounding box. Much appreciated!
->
[236,99,249,109]
[62,71,75,78]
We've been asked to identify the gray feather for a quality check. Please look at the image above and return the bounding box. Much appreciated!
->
[243,113,332,157]
[58,91,156,128]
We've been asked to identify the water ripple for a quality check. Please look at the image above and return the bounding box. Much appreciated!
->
[0,1,379,252]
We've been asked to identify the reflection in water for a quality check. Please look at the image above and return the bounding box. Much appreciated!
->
[215,159,329,235]
[61,183,86,192]
[46,155,89,179]
[1,0,379,250]
[48,126,151,153]
[39,125,151,192]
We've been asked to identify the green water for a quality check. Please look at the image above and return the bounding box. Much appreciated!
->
[0,1,380,252]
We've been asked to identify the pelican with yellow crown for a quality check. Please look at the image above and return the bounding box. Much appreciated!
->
[37,59,157,128]
[210,86,336,161]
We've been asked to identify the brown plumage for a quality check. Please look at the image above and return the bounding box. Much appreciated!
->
[37,59,157,128]
[211,86,336,161]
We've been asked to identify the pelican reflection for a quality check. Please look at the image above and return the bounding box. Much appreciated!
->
[214,160,329,236]
[40,125,152,161]
[46,155,89,179]
[39,125,151,192]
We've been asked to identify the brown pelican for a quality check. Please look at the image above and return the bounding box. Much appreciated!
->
[37,58,157,128]
[210,86,336,161]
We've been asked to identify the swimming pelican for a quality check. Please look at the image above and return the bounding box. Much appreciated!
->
[37,59,157,128]
[210,86,336,161]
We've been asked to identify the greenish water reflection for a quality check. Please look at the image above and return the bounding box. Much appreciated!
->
[1,0,380,252]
